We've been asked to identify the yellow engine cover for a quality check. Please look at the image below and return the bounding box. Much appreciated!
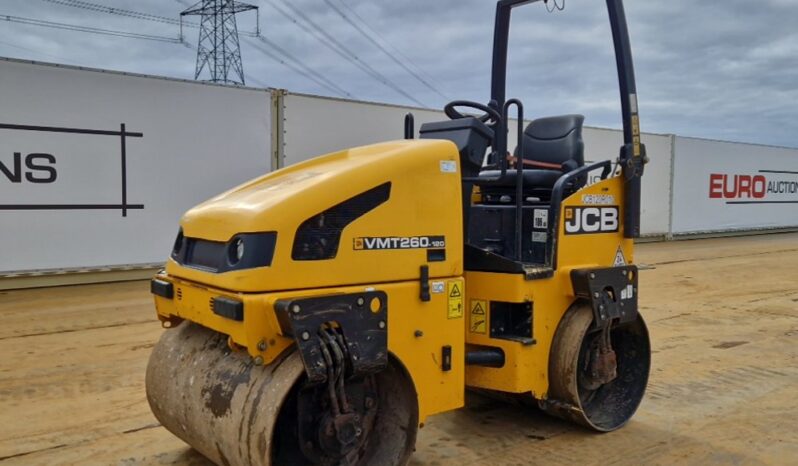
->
[167,140,464,293]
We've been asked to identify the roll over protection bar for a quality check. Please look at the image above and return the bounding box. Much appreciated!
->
[489,0,645,238]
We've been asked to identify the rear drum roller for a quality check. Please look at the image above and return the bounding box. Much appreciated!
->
[146,322,418,466]
[542,303,650,431]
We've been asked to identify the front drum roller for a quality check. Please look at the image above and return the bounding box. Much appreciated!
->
[541,303,650,432]
[146,322,418,466]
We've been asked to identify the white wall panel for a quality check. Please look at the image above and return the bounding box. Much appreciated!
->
[281,93,672,236]
[671,137,798,234]
[280,93,447,165]
[0,59,271,272]
[582,128,673,237]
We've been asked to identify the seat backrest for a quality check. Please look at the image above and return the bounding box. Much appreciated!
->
[515,114,585,168]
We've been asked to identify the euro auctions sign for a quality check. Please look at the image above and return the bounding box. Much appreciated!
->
[672,137,798,234]
[708,172,798,203]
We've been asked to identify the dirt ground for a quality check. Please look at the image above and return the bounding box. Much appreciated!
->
[1,233,797,465]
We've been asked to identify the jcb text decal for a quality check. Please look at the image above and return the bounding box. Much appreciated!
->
[354,236,446,250]
[564,206,619,235]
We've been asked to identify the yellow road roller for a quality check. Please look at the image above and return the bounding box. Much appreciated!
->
[146,0,650,464]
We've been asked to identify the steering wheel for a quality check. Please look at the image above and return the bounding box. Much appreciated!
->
[444,100,502,124]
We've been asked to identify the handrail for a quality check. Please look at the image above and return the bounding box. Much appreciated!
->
[504,98,525,261]
[551,160,612,202]
[546,160,613,268]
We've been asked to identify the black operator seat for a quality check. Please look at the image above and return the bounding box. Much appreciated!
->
[477,114,586,201]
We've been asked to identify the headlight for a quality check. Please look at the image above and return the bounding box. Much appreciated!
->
[228,237,245,265]
[171,232,277,273]
[236,238,245,261]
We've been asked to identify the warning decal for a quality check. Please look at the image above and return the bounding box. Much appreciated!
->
[447,281,463,319]
[533,209,548,228]
[470,299,487,334]
[614,246,627,266]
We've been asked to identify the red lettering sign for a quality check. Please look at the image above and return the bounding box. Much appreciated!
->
[709,173,769,199]
[709,173,723,198]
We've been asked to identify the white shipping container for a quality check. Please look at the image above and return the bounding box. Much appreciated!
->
[0,58,272,272]
[3,58,795,275]
[671,136,798,234]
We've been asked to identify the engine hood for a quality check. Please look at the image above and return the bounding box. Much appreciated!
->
[166,139,464,293]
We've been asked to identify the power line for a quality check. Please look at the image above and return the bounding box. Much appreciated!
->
[336,0,447,94]
[29,0,423,102]
[322,0,448,101]
[265,0,425,106]
[245,38,343,96]
[0,38,67,61]
[250,36,351,97]
[269,0,424,105]
[0,14,183,43]
[38,0,193,27]
[1,10,278,86]
[35,0,345,95]
[37,0,258,38]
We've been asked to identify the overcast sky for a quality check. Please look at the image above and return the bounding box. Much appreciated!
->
[1,0,796,147]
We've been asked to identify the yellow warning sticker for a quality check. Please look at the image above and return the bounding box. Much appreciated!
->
[631,115,640,136]
[447,281,463,319]
[470,299,487,334]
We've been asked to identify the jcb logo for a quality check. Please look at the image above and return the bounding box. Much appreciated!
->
[564,206,619,235]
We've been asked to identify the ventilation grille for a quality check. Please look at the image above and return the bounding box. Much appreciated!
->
[292,183,391,261]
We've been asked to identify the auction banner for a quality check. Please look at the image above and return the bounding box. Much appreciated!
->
[0,59,271,272]
[671,136,798,234]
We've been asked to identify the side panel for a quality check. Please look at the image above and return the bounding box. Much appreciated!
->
[557,176,635,268]
[465,176,632,396]
[464,271,570,396]
[0,59,271,272]
[672,136,798,234]
[389,277,466,421]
